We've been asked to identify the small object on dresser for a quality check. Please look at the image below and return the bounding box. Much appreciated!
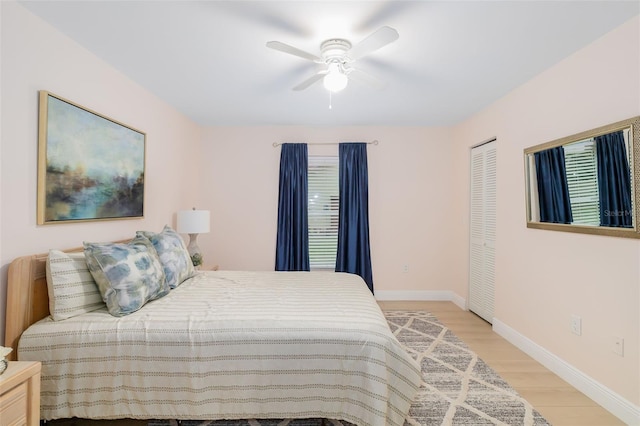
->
[0,346,12,374]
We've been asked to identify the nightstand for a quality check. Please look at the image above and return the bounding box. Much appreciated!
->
[0,361,41,426]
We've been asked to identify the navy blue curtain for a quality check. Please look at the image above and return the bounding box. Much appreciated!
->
[336,143,373,293]
[275,143,310,271]
[596,131,632,228]
[534,147,573,224]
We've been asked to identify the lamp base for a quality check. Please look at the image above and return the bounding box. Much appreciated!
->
[187,233,203,268]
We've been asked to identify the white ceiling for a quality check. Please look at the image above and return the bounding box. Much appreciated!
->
[18,1,640,127]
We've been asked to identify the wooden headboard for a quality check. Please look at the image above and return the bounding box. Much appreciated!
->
[4,250,57,360]
[4,241,127,361]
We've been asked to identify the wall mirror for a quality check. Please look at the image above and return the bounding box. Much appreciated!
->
[524,116,640,239]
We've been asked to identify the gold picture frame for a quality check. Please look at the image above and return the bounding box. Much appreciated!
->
[37,91,146,225]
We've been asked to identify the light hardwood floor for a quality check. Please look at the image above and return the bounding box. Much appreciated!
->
[48,301,625,426]
[378,300,625,426]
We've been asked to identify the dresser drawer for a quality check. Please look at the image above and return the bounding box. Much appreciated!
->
[0,361,41,426]
[0,381,28,426]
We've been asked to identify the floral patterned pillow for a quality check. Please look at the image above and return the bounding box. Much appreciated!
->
[137,225,195,289]
[83,236,169,317]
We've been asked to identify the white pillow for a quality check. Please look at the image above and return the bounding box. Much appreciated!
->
[46,250,105,321]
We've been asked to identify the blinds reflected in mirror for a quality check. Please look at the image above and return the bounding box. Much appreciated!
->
[564,138,600,226]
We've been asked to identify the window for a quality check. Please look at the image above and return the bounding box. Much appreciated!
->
[564,138,599,226]
[308,156,339,269]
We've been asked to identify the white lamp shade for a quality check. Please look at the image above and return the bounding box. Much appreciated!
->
[177,210,210,234]
[323,64,348,93]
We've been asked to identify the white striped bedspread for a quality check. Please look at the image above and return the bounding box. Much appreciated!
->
[18,271,422,426]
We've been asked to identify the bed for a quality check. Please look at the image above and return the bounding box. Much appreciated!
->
[4,239,422,426]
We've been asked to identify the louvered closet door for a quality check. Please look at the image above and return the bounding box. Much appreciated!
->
[469,140,496,323]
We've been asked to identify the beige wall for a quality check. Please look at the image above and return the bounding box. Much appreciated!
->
[1,0,638,419]
[198,126,457,294]
[451,16,640,406]
[0,2,202,342]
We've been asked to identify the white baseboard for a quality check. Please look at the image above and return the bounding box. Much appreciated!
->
[493,318,640,425]
[375,290,466,310]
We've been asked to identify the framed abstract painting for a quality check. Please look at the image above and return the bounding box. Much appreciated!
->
[37,91,146,224]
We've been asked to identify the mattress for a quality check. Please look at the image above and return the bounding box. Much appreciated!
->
[18,271,422,426]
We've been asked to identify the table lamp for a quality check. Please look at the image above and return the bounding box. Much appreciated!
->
[177,208,210,268]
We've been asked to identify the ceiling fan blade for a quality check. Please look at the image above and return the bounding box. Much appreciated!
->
[292,72,326,91]
[347,68,387,90]
[348,26,399,60]
[266,41,321,62]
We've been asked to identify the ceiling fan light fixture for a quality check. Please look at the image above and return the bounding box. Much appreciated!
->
[323,64,348,93]
[266,26,398,93]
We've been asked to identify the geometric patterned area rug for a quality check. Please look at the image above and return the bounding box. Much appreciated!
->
[384,311,550,426]
[149,310,551,426]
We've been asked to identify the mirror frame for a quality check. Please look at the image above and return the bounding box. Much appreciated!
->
[524,115,640,239]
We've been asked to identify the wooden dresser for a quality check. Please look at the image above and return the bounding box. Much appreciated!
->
[0,361,41,426]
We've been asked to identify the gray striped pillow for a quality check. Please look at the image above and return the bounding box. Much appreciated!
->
[46,250,105,321]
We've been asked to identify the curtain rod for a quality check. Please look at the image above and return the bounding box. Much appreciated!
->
[272,140,379,147]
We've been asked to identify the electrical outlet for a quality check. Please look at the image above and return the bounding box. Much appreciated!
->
[402,264,409,273]
[613,337,624,356]
[570,315,582,336]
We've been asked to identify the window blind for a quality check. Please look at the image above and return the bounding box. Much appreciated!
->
[308,156,339,270]
[564,139,599,226]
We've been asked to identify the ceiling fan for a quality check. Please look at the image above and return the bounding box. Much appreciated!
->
[266,26,399,93]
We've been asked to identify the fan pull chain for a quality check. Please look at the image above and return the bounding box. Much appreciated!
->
[329,91,333,110]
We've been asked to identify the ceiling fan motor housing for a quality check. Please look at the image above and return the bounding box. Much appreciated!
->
[320,39,352,63]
